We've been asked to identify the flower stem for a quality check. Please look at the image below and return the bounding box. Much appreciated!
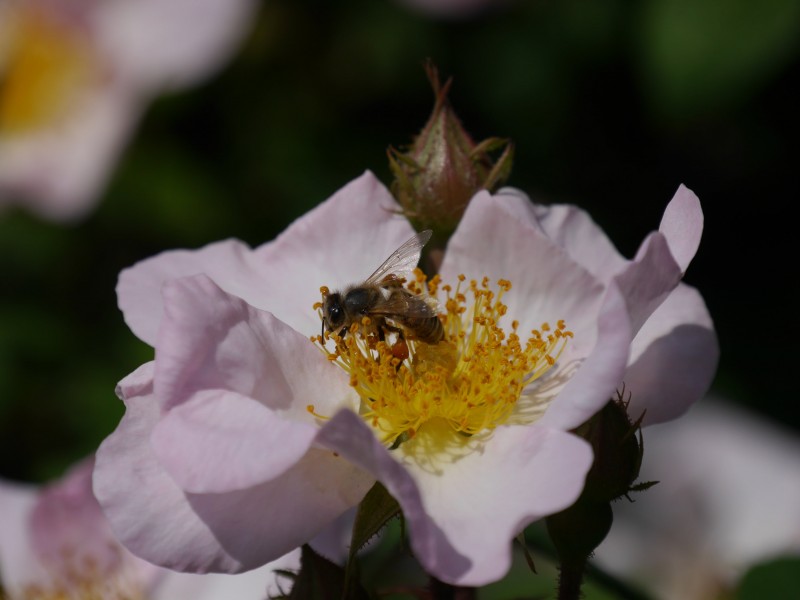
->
[428,578,477,600]
[546,499,612,600]
[557,556,587,600]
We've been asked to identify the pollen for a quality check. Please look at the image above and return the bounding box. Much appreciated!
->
[315,276,572,448]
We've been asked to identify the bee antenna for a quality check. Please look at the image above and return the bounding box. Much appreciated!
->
[321,320,326,340]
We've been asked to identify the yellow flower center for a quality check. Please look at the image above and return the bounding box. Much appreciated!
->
[1,548,144,600]
[311,272,572,448]
[0,7,100,134]
[11,582,142,600]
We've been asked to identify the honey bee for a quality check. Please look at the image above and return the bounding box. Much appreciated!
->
[321,230,444,345]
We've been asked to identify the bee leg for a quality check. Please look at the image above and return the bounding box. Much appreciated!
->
[387,328,409,368]
[391,338,409,368]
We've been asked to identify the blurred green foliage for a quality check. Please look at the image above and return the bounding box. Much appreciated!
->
[736,556,800,600]
[0,0,797,514]
[638,0,800,120]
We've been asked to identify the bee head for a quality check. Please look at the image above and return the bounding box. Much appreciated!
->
[321,292,345,338]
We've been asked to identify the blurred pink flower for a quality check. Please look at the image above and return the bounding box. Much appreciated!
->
[94,171,713,585]
[0,0,257,221]
[393,0,511,19]
[594,397,800,599]
[0,456,300,599]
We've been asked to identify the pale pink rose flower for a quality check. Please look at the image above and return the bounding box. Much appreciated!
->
[95,171,713,585]
[0,0,257,221]
[0,457,300,599]
[594,397,800,600]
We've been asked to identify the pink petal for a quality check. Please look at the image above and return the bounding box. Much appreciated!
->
[397,424,592,586]
[96,368,239,573]
[315,411,469,580]
[538,282,632,431]
[0,85,137,221]
[95,0,258,92]
[30,457,123,579]
[0,481,49,590]
[528,200,628,284]
[308,509,357,565]
[154,274,356,416]
[442,194,632,431]
[182,449,372,572]
[95,366,372,573]
[316,411,592,586]
[659,184,703,274]
[117,171,413,344]
[613,232,683,336]
[151,390,318,493]
[251,171,416,334]
[624,284,719,425]
[118,239,274,346]
[441,191,607,364]
[148,548,301,599]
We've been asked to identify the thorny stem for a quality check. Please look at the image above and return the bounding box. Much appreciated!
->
[557,557,587,600]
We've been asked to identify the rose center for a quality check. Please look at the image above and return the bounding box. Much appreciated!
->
[0,7,99,133]
[312,273,572,447]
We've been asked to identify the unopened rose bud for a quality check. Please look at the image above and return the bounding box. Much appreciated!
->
[388,61,513,237]
[573,392,653,504]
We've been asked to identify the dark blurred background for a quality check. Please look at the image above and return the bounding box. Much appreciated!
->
[1,0,798,483]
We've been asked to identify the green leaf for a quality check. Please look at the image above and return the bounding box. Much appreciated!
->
[736,556,800,600]
[344,482,401,593]
[286,545,369,600]
[349,482,402,558]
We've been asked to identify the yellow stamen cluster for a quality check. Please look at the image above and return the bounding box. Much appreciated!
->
[311,273,572,447]
[2,547,144,600]
[14,575,143,600]
[0,8,99,133]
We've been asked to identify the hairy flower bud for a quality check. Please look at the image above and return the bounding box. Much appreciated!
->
[388,61,513,237]
[545,393,656,596]
[573,391,655,504]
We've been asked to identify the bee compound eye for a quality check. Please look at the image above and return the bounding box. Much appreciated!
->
[330,305,343,322]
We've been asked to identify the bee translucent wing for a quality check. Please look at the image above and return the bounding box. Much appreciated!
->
[363,230,432,286]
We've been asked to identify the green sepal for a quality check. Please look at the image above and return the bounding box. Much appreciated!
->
[343,482,402,594]
[627,480,659,494]
[515,532,538,574]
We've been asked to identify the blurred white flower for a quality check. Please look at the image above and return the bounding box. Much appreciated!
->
[0,0,257,221]
[594,397,800,599]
